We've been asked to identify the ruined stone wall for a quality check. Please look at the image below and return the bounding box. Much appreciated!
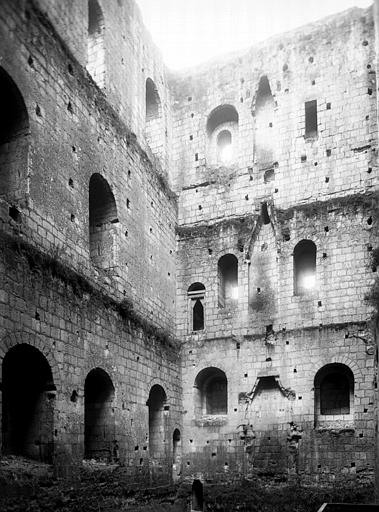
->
[0,0,180,482]
[32,0,172,173]
[171,6,379,484]
[0,0,176,330]
[0,235,181,482]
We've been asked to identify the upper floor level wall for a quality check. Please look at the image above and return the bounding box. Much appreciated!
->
[169,7,378,219]
[32,0,172,174]
[0,0,177,333]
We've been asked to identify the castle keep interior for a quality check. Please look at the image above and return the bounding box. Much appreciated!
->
[0,0,378,505]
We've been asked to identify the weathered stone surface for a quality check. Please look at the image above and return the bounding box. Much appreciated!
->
[0,0,378,502]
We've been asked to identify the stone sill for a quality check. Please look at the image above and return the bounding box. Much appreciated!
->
[316,417,355,433]
[194,415,228,427]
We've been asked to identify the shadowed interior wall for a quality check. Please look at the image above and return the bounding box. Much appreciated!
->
[2,344,55,463]
[84,368,115,461]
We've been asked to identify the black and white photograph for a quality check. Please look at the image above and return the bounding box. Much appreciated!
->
[0,0,378,510]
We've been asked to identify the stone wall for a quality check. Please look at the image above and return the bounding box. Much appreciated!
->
[171,6,379,484]
[0,0,181,483]
[0,0,378,492]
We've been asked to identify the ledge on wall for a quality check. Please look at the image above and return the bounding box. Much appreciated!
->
[316,420,355,434]
[194,415,228,427]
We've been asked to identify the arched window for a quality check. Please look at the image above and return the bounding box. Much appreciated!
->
[146,78,161,121]
[2,345,55,462]
[217,130,232,163]
[172,428,182,482]
[206,105,239,165]
[87,0,105,87]
[194,367,227,416]
[89,173,118,268]
[293,240,316,295]
[192,480,204,511]
[145,78,164,158]
[84,368,115,461]
[0,67,29,201]
[147,385,167,459]
[314,364,354,424]
[218,254,238,307]
[187,282,205,332]
[253,75,275,167]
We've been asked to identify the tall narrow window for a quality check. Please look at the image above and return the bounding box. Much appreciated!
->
[217,130,232,164]
[206,105,239,165]
[261,201,270,225]
[305,100,317,138]
[146,78,160,121]
[187,283,205,331]
[218,254,238,307]
[0,67,29,201]
[89,173,118,269]
[293,240,316,295]
[253,75,275,166]
[84,368,115,461]
[145,78,164,158]
[147,385,167,460]
[87,0,105,88]
[194,367,227,416]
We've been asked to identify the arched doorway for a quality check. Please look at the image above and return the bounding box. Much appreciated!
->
[84,368,115,461]
[2,344,55,462]
[147,384,167,460]
[192,479,204,511]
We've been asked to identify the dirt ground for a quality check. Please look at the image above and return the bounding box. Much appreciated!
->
[0,457,376,512]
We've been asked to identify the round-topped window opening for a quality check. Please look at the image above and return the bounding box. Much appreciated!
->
[217,130,232,164]
[206,105,239,165]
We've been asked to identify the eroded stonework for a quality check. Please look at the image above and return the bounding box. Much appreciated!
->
[0,0,378,499]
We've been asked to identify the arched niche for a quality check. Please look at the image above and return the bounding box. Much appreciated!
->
[84,367,115,461]
[0,67,30,202]
[194,367,227,416]
[206,105,239,165]
[147,384,167,459]
[2,344,55,462]
[87,0,105,87]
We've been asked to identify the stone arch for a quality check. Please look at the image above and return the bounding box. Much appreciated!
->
[145,377,173,405]
[147,384,168,459]
[0,332,62,390]
[315,354,362,383]
[89,172,119,269]
[81,353,118,393]
[145,77,164,159]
